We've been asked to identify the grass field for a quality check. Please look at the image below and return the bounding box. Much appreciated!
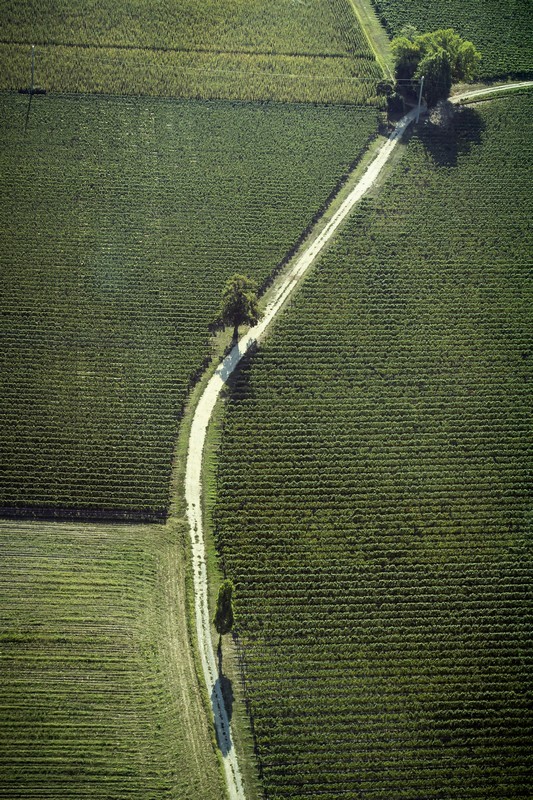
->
[213,95,533,798]
[0,0,384,103]
[0,92,380,517]
[371,0,533,80]
[0,518,225,798]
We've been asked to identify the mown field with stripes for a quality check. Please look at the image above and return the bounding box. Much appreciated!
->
[0,518,225,799]
[214,95,533,798]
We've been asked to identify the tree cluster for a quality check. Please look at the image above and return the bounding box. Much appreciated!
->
[391,28,481,107]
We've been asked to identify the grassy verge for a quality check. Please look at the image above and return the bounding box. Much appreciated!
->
[167,325,263,798]
[347,0,394,80]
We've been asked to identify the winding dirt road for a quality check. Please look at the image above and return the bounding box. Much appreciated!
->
[183,82,532,799]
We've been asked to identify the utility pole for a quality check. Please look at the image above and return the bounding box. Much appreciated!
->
[416,75,424,123]
[30,45,35,94]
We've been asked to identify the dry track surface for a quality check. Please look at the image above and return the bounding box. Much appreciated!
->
[183,81,533,799]
[451,80,533,103]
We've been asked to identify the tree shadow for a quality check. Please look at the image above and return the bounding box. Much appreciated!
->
[218,341,257,398]
[211,663,235,757]
[420,104,486,168]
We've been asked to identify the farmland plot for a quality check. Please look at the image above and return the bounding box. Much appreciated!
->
[0,519,225,799]
[214,96,533,798]
[0,0,384,103]
[0,92,379,517]
[371,0,533,80]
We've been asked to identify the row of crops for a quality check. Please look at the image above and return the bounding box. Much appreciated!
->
[0,519,225,799]
[371,0,533,80]
[0,93,380,516]
[214,96,533,798]
[0,0,384,103]
[0,0,371,55]
[0,45,385,105]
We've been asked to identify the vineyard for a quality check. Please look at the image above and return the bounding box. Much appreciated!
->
[214,96,533,798]
[371,0,533,80]
[0,518,224,799]
[2,0,533,795]
[0,92,379,517]
[0,0,385,103]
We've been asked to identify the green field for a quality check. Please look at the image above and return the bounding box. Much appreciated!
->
[0,0,384,103]
[371,0,533,80]
[213,96,533,798]
[0,518,225,798]
[0,92,379,517]
[1,1,532,796]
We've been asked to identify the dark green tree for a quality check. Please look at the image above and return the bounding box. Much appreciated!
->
[213,579,234,648]
[219,273,261,340]
[416,29,481,82]
[415,49,452,107]
[391,28,481,106]
[391,36,421,80]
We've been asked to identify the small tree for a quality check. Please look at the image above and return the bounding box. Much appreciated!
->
[214,579,234,650]
[219,273,261,340]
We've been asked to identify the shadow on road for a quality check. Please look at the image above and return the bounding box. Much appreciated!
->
[211,667,235,757]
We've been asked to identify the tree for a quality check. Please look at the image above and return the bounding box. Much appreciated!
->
[391,36,421,80]
[416,29,481,82]
[391,28,481,106]
[455,39,482,82]
[219,273,261,340]
[399,24,419,43]
[415,49,452,107]
[213,579,234,648]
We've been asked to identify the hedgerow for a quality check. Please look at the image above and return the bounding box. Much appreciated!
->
[0,93,380,516]
[214,96,533,798]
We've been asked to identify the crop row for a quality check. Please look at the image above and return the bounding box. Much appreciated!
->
[0,93,379,514]
[214,97,533,798]
[0,44,385,105]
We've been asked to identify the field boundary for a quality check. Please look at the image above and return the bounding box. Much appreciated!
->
[346,0,394,80]
[1,38,362,60]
